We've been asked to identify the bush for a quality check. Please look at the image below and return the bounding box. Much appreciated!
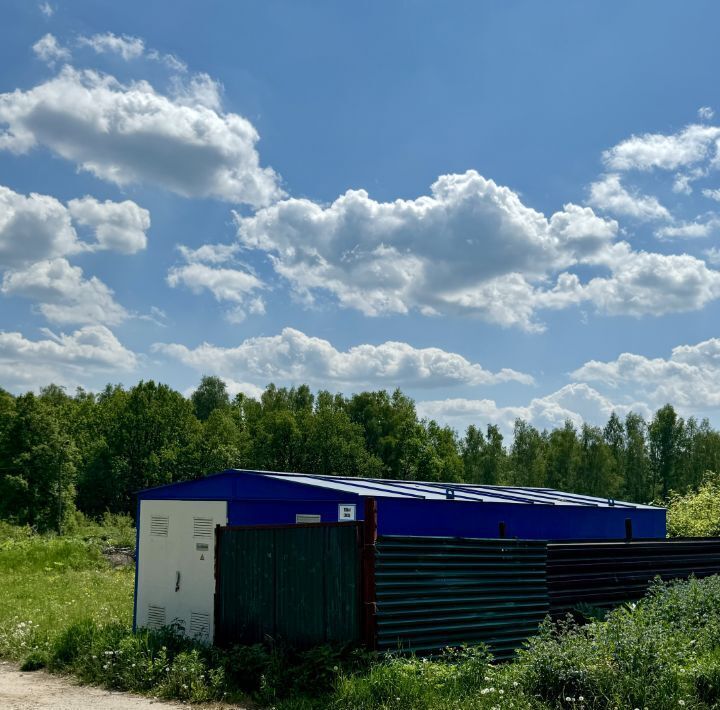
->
[666,472,720,537]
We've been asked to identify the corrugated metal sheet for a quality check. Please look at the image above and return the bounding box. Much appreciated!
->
[374,536,549,659]
[215,523,361,647]
[547,538,720,614]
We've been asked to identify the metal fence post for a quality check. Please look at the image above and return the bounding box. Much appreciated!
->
[361,497,378,649]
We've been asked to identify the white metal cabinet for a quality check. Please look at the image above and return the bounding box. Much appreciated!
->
[136,499,227,642]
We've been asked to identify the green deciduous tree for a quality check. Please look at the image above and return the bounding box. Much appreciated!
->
[191,375,230,421]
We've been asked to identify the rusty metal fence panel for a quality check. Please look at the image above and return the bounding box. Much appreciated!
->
[215,523,361,647]
[373,536,549,659]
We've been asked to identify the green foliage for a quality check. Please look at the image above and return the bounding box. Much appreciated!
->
[191,375,230,421]
[667,473,720,537]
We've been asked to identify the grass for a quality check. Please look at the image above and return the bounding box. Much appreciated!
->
[3,520,720,708]
[0,521,134,663]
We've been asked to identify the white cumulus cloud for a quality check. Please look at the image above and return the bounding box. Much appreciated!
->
[588,174,671,221]
[580,244,720,317]
[603,124,720,172]
[572,337,720,412]
[656,218,720,239]
[416,383,646,437]
[0,184,150,267]
[2,258,129,326]
[67,196,149,254]
[0,325,137,391]
[0,67,282,206]
[153,327,533,389]
[235,170,620,331]
[0,186,80,268]
[234,169,720,328]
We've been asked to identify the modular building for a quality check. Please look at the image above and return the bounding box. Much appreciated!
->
[133,468,666,641]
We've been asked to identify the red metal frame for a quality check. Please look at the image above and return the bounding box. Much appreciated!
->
[361,497,378,650]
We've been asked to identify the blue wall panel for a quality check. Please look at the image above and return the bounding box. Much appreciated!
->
[376,498,666,540]
[228,497,362,527]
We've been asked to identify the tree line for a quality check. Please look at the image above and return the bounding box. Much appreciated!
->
[1,376,719,532]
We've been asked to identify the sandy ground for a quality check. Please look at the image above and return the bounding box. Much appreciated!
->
[0,662,247,710]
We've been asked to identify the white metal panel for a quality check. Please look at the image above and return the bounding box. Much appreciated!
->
[136,499,227,642]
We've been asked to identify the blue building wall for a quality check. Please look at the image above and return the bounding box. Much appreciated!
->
[376,498,666,540]
[138,470,667,540]
[228,497,361,526]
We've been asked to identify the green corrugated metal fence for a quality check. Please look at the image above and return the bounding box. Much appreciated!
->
[374,536,549,659]
[547,538,720,615]
[215,523,361,647]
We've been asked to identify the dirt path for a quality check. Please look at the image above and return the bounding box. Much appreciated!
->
[0,662,246,710]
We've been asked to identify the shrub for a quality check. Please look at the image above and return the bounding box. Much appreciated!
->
[666,472,720,537]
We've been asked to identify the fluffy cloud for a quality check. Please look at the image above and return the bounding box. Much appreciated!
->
[32,33,70,65]
[572,337,720,411]
[416,383,646,437]
[0,67,282,206]
[153,327,533,389]
[0,186,79,267]
[579,244,720,316]
[0,185,150,266]
[705,247,720,265]
[0,325,137,390]
[235,169,720,327]
[656,218,720,239]
[236,171,619,330]
[170,73,223,112]
[2,258,128,325]
[588,174,671,221]
[603,124,720,171]
[39,3,54,17]
[77,33,145,60]
[67,196,149,254]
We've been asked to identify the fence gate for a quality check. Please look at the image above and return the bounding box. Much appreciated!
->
[214,523,361,647]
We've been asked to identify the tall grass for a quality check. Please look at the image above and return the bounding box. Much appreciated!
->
[0,521,133,663]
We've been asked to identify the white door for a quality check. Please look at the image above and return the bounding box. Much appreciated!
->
[136,499,227,642]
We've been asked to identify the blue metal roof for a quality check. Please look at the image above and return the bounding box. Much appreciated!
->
[258,471,658,508]
[139,469,661,510]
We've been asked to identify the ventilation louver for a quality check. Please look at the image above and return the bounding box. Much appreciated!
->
[150,516,169,536]
[193,517,213,538]
[189,611,210,638]
[146,605,166,629]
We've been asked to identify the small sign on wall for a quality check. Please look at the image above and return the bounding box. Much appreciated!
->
[338,504,356,521]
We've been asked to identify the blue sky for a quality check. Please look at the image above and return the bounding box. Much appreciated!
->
[2,0,720,436]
